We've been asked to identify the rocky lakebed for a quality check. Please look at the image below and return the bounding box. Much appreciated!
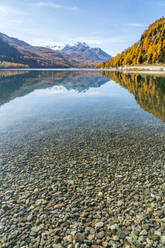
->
[0,118,165,248]
[0,70,165,248]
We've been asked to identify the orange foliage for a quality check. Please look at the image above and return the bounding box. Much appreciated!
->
[96,17,165,68]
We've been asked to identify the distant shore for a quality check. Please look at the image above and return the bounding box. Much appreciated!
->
[119,65,165,74]
[1,66,165,74]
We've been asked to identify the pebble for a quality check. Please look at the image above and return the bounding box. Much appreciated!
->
[31,225,44,233]
[113,235,119,241]
[75,233,85,243]
[161,236,165,244]
[140,230,148,236]
[118,231,126,239]
[87,234,94,241]
[65,235,73,242]
[0,93,164,248]
[54,204,63,209]
[95,222,104,229]
[97,231,105,239]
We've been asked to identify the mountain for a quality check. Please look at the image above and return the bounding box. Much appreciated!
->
[0,33,94,68]
[47,44,65,51]
[48,42,112,65]
[97,17,165,68]
[0,32,111,68]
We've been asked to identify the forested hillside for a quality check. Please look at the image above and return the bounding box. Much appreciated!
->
[97,17,165,68]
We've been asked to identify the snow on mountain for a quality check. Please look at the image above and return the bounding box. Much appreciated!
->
[46,42,112,64]
[47,42,90,51]
[46,44,65,51]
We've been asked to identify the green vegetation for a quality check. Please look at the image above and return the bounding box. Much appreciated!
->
[97,17,165,68]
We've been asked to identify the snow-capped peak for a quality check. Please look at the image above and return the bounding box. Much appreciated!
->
[46,44,65,51]
[46,41,90,51]
[72,42,89,48]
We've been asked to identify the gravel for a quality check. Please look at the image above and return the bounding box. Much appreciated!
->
[0,109,165,248]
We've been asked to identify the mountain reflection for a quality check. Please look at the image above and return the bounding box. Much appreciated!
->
[101,71,165,123]
[0,70,109,106]
[0,70,165,124]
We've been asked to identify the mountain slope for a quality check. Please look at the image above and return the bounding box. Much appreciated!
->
[49,42,112,65]
[97,17,165,68]
[0,33,85,68]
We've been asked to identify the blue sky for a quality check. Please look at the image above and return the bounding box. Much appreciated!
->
[0,0,165,55]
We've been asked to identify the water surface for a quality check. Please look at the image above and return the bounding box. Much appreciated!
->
[0,70,165,247]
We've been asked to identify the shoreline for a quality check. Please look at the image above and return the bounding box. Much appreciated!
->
[0,66,165,75]
[119,65,165,74]
[0,68,114,72]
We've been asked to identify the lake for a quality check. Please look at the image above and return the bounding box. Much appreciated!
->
[0,70,165,247]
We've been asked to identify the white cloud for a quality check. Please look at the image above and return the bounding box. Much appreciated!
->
[29,39,67,48]
[28,35,130,51]
[74,36,134,46]
[0,6,27,16]
[32,2,63,8]
[29,38,102,47]
[32,2,78,11]
[68,6,78,11]
[0,5,28,34]
[127,23,148,27]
